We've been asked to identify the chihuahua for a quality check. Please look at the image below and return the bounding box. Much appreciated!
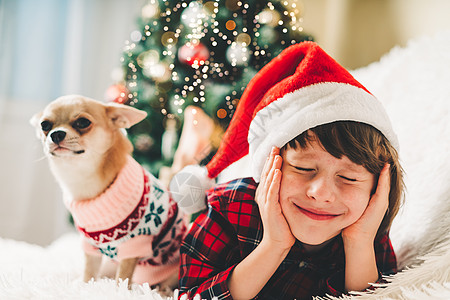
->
[31,95,187,288]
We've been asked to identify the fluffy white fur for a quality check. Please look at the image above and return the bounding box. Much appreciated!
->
[1,31,450,299]
[0,234,172,299]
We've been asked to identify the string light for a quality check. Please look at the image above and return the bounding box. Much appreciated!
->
[121,0,307,118]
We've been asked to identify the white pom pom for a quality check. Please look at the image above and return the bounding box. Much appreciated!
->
[169,165,215,215]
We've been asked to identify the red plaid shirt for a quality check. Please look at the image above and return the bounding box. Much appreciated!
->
[179,177,397,300]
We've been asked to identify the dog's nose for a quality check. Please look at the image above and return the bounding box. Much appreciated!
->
[50,131,66,144]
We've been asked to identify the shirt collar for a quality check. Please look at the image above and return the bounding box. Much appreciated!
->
[283,235,345,270]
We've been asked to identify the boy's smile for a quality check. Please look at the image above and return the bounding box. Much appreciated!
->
[294,205,342,221]
[279,136,376,246]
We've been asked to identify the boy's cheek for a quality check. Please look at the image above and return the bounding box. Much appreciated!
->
[350,202,369,223]
[278,178,293,202]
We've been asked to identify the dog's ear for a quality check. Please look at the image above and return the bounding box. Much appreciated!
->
[105,103,147,129]
[30,112,42,127]
[30,112,43,138]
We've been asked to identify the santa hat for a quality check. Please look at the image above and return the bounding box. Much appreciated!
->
[170,41,398,214]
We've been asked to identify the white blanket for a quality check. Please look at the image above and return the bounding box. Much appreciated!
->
[1,31,450,299]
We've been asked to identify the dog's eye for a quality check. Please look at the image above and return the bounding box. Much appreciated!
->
[41,121,53,131]
[73,118,91,129]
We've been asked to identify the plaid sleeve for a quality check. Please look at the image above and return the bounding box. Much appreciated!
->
[324,270,345,296]
[374,231,397,276]
[324,232,397,295]
[179,202,240,300]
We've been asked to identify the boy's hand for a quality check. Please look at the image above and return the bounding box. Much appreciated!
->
[342,164,391,244]
[228,149,295,299]
[255,147,295,252]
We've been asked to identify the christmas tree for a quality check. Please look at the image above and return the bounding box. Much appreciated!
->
[108,0,312,176]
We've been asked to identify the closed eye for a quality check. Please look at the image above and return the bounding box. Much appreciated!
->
[339,175,357,182]
[295,167,315,172]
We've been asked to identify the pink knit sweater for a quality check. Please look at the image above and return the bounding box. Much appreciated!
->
[65,156,187,285]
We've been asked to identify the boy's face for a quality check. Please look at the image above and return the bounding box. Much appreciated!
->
[279,138,376,246]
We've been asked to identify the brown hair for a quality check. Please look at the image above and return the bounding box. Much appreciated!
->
[283,121,404,237]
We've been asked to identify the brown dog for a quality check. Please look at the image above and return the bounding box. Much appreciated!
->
[31,95,186,288]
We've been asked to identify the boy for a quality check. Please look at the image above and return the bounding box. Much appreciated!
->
[175,42,403,299]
